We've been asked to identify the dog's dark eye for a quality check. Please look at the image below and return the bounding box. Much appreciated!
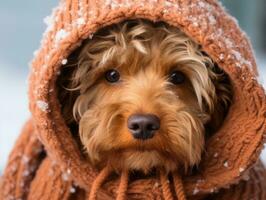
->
[105,69,120,83]
[169,71,186,85]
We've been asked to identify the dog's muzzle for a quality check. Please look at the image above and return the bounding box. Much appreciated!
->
[127,114,160,140]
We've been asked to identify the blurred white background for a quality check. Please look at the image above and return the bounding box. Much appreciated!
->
[0,0,265,173]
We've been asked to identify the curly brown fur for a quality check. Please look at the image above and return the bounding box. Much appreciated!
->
[58,19,231,174]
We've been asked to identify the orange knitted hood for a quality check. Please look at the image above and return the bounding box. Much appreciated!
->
[26,0,266,199]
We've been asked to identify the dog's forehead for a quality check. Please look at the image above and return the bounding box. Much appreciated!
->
[85,25,206,77]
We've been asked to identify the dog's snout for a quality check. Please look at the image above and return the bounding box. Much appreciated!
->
[127,114,160,140]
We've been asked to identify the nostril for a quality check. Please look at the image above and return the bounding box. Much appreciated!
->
[147,123,159,131]
[130,123,140,131]
[147,124,153,130]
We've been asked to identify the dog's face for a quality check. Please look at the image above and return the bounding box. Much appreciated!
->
[62,20,230,173]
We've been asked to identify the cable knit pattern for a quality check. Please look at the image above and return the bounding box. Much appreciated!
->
[1,0,266,199]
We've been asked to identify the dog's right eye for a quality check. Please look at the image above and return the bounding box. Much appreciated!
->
[169,70,186,85]
[105,69,120,83]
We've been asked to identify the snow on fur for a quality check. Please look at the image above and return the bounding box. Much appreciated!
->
[36,100,49,112]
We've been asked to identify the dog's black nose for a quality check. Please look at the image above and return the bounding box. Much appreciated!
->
[127,114,160,140]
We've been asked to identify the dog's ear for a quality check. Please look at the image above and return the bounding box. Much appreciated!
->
[206,64,232,136]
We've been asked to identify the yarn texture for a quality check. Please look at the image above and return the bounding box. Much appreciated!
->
[1,0,266,199]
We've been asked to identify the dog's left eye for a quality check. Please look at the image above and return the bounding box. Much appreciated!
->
[105,69,120,83]
[169,71,186,85]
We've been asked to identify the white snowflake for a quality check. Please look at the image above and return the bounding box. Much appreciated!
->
[223,161,229,168]
[61,59,68,65]
[198,1,206,8]
[70,186,76,193]
[192,21,199,27]
[43,15,53,27]
[22,155,30,164]
[33,50,39,57]
[62,168,72,181]
[232,50,242,60]
[88,34,94,39]
[77,18,86,26]
[231,50,252,68]
[239,167,245,173]
[55,29,69,43]
[208,15,216,25]
[164,1,174,7]
[106,0,120,9]
[62,173,70,181]
[193,187,199,195]
[225,39,234,48]
[154,182,159,188]
[22,170,30,177]
[36,100,49,112]
[197,1,213,12]
[219,54,225,60]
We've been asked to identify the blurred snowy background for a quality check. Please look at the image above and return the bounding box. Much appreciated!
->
[0,0,265,173]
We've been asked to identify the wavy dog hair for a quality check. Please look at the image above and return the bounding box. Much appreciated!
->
[58,19,231,173]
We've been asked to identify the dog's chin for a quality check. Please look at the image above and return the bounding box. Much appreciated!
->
[105,149,179,174]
